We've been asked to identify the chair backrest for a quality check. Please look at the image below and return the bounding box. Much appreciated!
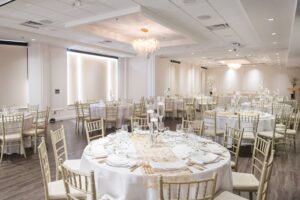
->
[27,104,39,113]
[84,119,105,144]
[184,97,195,108]
[292,112,300,131]
[223,125,244,170]
[257,150,275,200]
[182,120,204,136]
[1,114,24,141]
[159,173,217,200]
[74,102,83,118]
[105,106,118,120]
[185,105,196,121]
[35,108,50,131]
[131,117,148,130]
[203,111,217,133]
[251,135,271,179]
[133,103,142,117]
[238,114,259,133]
[38,137,51,200]
[61,162,96,200]
[272,103,285,115]
[165,98,174,111]
[50,125,68,178]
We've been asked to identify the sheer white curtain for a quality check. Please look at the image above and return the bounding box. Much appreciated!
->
[67,51,118,104]
[0,44,28,106]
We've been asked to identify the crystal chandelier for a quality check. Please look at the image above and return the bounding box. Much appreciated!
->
[132,28,160,57]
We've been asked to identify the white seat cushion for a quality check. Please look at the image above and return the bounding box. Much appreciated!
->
[242,132,255,140]
[99,194,115,200]
[23,128,45,136]
[1,133,22,141]
[276,123,286,128]
[286,129,296,135]
[215,191,248,200]
[232,172,259,191]
[258,131,284,139]
[48,180,86,199]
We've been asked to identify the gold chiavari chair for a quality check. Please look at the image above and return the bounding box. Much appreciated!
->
[38,138,84,200]
[165,98,175,119]
[203,111,223,141]
[159,173,217,200]
[182,119,204,136]
[74,102,91,133]
[258,114,289,152]
[84,119,105,144]
[238,114,259,142]
[50,125,81,180]
[61,161,114,200]
[223,125,244,172]
[271,103,285,115]
[215,150,275,200]
[252,102,265,113]
[276,111,300,151]
[23,108,49,153]
[104,106,118,130]
[0,114,26,164]
[131,117,148,130]
[232,136,271,199]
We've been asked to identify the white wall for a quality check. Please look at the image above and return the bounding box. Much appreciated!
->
[125,56,152,101]
[155,58,205,96]
[206,66,300,96]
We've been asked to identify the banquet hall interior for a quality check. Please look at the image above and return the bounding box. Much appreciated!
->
[0,0,300,200]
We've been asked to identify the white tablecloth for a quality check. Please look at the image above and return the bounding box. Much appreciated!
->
[0,112,34,154]
[80,132,232,200]
[90,103,133,128]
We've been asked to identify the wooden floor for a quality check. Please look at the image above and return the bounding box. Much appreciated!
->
[0,119,299,200]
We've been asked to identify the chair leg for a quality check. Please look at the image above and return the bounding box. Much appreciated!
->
[249,192,253,200]
[34,136,37,154]
[293,136,296,152]
[0,144,4,164]
[21,140,26,159]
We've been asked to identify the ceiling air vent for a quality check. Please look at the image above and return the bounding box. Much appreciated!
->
[206,23,230,31]
[20,20,46,29]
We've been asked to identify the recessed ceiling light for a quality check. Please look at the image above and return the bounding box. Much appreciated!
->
[276,52,279,55]
[191,52,195,55]
[248,54,252,57]
[272,32,277,36]
[268,18,274,21]
[228,49,232,52]
[235,54,239,57]
[31,38,35,41]
[201,56,206,59]
[273,41,278,45]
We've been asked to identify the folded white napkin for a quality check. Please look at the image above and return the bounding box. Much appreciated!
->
[149,160,187,171]
[106,155,129,167]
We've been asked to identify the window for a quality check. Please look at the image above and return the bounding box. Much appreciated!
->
[67,51,118,104]
[0,44,28,106]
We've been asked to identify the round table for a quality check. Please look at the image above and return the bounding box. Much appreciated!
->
[90,103,133,128]
[241,102,293,114]
[0,112,34,154]
[214,111,275,132]
[80,131,232,200]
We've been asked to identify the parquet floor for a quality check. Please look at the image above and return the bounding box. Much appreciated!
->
[0,119,299,200]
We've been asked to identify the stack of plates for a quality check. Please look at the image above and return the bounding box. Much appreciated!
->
[172,144,193,159]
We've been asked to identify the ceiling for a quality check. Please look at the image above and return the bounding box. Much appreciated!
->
[0,0,299,68]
